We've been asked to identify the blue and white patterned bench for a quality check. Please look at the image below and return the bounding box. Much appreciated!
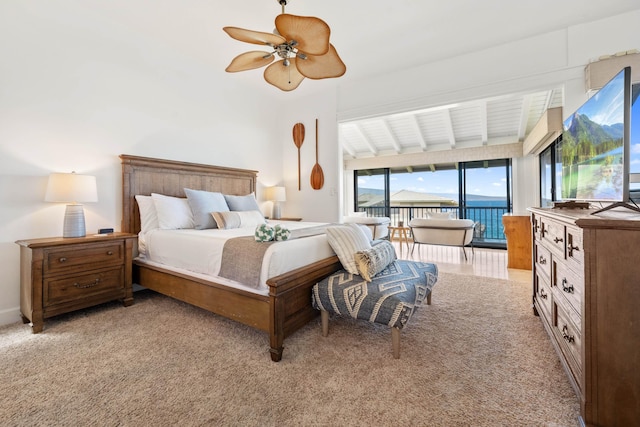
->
[312,259,438,358]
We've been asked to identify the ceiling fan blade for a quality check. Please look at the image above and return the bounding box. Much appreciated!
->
[297,44,346,80]
[275,14,330,56]
[264,58,305,91]
[225,51,275,72]
[223,26,286,46]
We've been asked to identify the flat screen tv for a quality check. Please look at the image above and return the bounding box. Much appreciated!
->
[559,66,631,206]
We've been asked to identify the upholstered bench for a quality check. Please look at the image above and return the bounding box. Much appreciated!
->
[312,259,438,359]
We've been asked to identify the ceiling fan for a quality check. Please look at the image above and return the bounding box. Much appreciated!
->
[223,0,346,91]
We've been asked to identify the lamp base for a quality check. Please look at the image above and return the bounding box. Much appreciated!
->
[273,203,282,220]
[63,204,86,238]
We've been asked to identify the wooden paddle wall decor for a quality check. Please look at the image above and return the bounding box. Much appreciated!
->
[310,118,324,190]
[292,123,305,190]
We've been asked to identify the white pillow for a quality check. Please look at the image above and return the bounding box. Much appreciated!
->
[135,195,159,233]
[428,211,454,219]
[184,188,229,230]
[211,210,266,230]
[326,223,372,275]
[151,193,195,230]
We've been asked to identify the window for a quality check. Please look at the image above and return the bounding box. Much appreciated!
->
[354,159,512,247]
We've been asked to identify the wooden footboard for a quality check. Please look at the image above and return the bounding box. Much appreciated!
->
[134,255,341,361]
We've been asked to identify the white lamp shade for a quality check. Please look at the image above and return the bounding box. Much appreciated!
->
[266,186,286,202]
[45,173,98,203]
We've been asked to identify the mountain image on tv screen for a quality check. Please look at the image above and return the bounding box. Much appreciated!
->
[561,68,627,201]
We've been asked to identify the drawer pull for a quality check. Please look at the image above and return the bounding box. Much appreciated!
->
[561,278,574,294]
[74,278,100,289]
[562,324,575,343]
[554,237,564,243]
[107,251,114,255]
[538,256,547,265]
[59,257,67,263]
[568,244,580,256]
[540,290,548,299]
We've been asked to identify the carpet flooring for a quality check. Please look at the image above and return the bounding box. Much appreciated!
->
[0,271,580,426]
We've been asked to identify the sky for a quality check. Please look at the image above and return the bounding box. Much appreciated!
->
[357,165,509,198]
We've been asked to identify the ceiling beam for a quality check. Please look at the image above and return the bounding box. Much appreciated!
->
[354,123,378,155]
[381,119,402,153]
[408,115,428,150]
[518,94,533,142]
[338,128,357,158]
[442,109,456,148]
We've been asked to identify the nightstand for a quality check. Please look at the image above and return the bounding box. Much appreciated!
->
[16,232,137,333]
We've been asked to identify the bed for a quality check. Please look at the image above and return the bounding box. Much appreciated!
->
[121,154,342,361]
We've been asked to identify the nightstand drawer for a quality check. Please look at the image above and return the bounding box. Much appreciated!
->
[45,242,124,275]
[44,266,124,306]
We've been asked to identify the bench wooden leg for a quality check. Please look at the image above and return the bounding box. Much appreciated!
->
[392,327,401,359]
[427,291,432,305]
[321,310,329,337]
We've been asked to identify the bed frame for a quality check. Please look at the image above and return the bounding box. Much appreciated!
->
[121,154,341,361]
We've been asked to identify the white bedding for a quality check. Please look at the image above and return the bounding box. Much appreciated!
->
[136,220,335,295]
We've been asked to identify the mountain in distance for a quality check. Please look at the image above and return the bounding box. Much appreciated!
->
[358,188,505,201]
[565,112,622,145]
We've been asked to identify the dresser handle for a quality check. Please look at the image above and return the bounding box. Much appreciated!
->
[561,278,574,293]
[538,256,547,265]
[59,257,67,263]
[74,278,100,289]
[562,324,575,343]
[107,251,114,255]
[554,237,563,243]
[568,244,580,256]
[540,290,547,299]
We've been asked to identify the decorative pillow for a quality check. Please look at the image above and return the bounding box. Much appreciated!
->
[212,210,266,230]
[274,224,290,241]
[354,240,397,282]
[355,224,373,242]
[184,188,229,230]
[325,223,372,275]
[224,193,260,212]
[135,195,159,233]
[255,223,275,242]
[151,193,194,230]
[428,211,454,219]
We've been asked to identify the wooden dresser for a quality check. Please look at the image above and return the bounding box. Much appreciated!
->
[16,233,137,333]
[529,207,640,427]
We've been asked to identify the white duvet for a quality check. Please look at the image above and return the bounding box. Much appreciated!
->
[136,220,335,295]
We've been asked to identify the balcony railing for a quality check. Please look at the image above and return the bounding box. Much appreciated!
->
[359,206,508,244]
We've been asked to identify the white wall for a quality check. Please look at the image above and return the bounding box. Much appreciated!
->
[0,2,289,325]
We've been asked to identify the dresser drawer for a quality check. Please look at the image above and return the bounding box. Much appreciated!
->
[553,301,583,388]
[534,270,553,321]
[534,241,552,280]
[541,217,565,258]
[553,260,583,320]
[45,242,124,275]
[565,226,583,271]
[44,266,124,306]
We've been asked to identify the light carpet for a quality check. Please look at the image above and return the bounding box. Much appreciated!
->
[0,271,579,426]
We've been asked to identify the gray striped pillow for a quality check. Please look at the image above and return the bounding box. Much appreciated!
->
[326,224,372,274]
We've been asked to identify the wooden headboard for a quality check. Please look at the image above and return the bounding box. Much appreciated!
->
[121,154,258,234]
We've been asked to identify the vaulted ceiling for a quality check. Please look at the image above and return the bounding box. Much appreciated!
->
[339,87,564,160]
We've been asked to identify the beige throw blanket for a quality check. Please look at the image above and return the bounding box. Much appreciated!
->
[219,225,330,288]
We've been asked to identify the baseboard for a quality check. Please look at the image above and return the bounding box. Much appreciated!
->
[0,306,22,327]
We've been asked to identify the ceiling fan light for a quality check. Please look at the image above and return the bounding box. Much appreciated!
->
[264,58,305,91]
[283,58,290,67]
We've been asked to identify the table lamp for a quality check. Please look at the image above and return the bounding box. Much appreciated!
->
[45,172,98,237]
[266,186,286,219]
